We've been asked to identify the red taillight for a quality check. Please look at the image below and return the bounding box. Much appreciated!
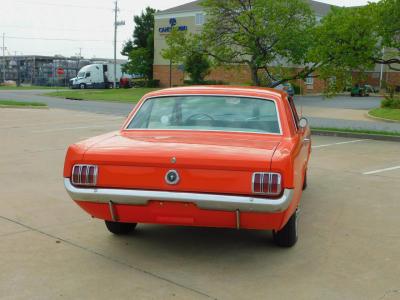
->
[253,173,262,193]
[252,172,282,196]
[71,165,98,186]
[72,166,80,183]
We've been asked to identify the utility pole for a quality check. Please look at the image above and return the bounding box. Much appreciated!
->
[14,51,21,87]
[113,1,125,88]
[75,47,82,76]
[2,33,6,83]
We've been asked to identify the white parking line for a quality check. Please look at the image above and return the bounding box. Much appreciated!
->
[312,139,366,149]
[363,166,400,175]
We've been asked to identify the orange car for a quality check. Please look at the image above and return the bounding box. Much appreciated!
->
[64,86,311,247]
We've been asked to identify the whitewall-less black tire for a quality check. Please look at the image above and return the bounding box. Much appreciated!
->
[273,209,299,247]
[105,221,137,235]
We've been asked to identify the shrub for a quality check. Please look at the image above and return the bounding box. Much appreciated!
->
[381,96,400,109]
[184,53,211,84]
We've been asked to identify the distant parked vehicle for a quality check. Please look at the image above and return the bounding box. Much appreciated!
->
[274,82,295,98]
[70,63,130,89]
[351,84,370,97]
[364,84,379,94]
[119,77,132,89]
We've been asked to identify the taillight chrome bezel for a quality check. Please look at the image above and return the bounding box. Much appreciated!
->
[71,164,98,186]
[252,172,282,196]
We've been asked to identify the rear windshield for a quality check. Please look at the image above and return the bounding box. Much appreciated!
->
[127,96,281,134]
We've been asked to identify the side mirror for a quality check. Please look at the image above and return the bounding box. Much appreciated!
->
[299,117,308,129]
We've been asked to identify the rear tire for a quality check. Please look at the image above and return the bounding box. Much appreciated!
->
[273,209,299,247]
[105,221,137,235]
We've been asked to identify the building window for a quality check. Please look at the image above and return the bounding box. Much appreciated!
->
[195,13,204,25]
[305,74,314,85]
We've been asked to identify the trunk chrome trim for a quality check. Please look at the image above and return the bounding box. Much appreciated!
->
[64,179,293,213]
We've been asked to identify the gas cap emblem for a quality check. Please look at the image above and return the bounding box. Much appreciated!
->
[165,170,180,185]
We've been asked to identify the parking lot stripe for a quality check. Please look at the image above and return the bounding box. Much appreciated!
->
[312,139,365,149]
[363,166,400,175]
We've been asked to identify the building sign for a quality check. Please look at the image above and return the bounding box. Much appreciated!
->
[159,17,188,34]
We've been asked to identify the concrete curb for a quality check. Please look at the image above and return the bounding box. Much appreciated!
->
[312,129,400,142]
[366,112,400,123]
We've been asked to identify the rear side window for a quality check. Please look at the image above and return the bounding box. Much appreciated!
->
[288,97,300,130]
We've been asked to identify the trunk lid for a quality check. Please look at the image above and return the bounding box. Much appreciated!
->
[82,131,281,195]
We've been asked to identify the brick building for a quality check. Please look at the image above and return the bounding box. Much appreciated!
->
[153,0,400,93]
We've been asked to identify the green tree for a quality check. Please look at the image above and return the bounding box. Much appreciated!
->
[200,0,317,86]
[309,0,400,90]
[373,0,400,71]
[163,0,399,90]
[309,6,378,91]
[185,52,211,83]
[162,29,211,83]
[122,7,156,79]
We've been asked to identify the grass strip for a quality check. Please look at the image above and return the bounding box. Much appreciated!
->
[0,100,47,107]
[369,108,400,122]
[45,88,159,103]
[312,126,400,137]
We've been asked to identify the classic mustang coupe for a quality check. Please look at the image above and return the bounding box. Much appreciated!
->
[64,86,311,247]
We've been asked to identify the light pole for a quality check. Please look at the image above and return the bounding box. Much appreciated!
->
[2,33,6,83]
[379,47,385,90]
[169,18,177,87]
[113,1,125,88]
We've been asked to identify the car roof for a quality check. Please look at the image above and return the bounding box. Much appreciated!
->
[143,86,286,100]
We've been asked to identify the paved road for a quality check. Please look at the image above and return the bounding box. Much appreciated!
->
[0,90,133,116]
[1,90,400,132]
[296,95,383,110]
[293,95,400,131]
[1,108,399,299]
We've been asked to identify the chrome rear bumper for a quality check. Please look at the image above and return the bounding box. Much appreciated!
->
[64,179,294,213]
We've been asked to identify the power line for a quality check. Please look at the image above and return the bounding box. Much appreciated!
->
[12,0,111,11]
[0,24,113,33]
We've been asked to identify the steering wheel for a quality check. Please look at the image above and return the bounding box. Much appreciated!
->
[186,113,215,122]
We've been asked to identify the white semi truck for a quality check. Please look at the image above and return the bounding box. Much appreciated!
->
[70,63,128,89]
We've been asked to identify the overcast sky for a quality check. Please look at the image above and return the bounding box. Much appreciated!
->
[0,0,377,60]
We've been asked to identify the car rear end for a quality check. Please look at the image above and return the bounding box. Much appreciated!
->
[63,87,304,246]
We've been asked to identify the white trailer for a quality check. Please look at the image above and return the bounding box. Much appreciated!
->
[70,63,126,89]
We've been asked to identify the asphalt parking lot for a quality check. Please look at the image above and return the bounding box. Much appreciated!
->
[1,108,399,300]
